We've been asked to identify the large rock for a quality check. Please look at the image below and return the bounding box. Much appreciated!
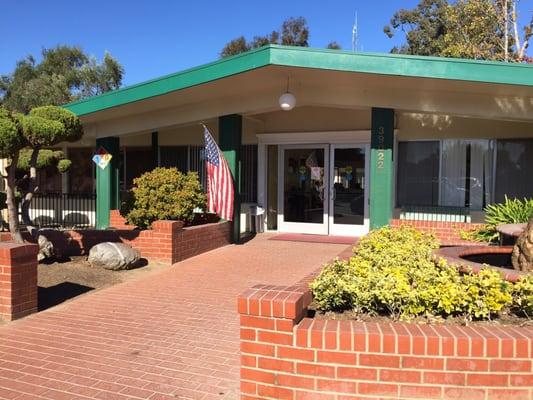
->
[512,218,533,272]
[37,234,55,262]
[88,242,141,271]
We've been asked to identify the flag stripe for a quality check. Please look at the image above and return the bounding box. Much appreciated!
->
[204,126,234,221]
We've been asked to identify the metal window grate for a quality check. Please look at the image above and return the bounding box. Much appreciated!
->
[400,205,471,223]
[23,192,96,228]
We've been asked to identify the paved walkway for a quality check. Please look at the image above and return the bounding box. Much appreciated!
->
[0,235,350,400]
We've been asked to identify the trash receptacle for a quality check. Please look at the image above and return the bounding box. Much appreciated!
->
[249,205,265,233]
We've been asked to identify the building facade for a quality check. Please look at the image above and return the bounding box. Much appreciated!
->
[37,45,533,239]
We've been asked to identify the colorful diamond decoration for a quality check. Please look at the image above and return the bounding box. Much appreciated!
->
[92,147,113,170]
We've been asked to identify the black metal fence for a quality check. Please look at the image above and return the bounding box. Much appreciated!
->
[22,193,96,229]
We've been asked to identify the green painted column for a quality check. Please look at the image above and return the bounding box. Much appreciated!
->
[369,108,394,229]
[95,137,120,229]
[151,131,159,168]
[218,114,242,243]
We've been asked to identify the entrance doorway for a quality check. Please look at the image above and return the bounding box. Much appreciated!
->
[277,144,369,236]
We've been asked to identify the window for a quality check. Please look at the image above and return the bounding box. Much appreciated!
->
[397,141,440,207]
[160,146,188,172]
[440,140,493,210]
[159,144,257,202]
[124,147,153,189]
[241,145,258,203]
[266,145,278,230]
[495,139,533,202]
[68,148,94,194]
[397,140,493,210]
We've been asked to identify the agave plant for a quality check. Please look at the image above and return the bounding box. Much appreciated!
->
[484,196,533,226]
[462,196,533,243]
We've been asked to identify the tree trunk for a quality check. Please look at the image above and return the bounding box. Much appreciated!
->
[20,148,39,239]
[5,153,23,243]
[504,0,509,62]
[512,216,533,272]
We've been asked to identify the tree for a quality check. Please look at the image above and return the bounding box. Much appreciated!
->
[0,46,124,113]
[499,0,533,62]
[441,0,505,60]
[221,17,337,57]
[0,105,82,244]
[220,37,251,58]
[327,41,342,50]
[280,17,309,46]
[384,0,532,62]
[384,0,449,56]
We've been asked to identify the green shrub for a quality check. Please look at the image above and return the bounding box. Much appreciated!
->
[311,225,514,321]
[485,196,533,226]
[460,224,499,243]
[461,196,533,243]
[512,275,533,318]
[461,268,512,319]
[122,167,206,229]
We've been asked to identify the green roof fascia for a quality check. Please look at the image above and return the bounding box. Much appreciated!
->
[65,44,533,117]
[64,46,272,116]
[268,45,533,87]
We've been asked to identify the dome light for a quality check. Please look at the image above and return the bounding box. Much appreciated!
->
[279,77,296,111]
[279,92,296,111]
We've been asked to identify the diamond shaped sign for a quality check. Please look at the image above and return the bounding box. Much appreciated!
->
[92,147,113,170]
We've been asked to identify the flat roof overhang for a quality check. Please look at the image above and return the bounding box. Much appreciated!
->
[64,45,533,137]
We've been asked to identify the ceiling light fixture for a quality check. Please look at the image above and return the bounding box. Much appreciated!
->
[278,77,296,111]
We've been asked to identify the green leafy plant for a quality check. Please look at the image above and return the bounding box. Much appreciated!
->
[311,225,515,321]
[512,275,533,318]
[485,196,533,226]
[461,268,513,319]
[460,224,499,243]
[122,167,206,229]
[0,105,82,242]
[462,196,533,243]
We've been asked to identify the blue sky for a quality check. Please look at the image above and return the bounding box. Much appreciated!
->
[1,1,531,86]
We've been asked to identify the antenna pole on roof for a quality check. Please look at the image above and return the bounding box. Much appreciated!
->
[352,11,358,52]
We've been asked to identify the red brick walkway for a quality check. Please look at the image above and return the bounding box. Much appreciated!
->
[0,235,350,400]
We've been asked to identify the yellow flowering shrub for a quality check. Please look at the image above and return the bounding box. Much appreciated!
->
[311,225,515,321]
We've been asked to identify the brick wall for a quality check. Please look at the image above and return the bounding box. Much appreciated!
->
[238,278,533,400]
[109,209,131,230]
[36,220,231,265]
[390,219,485,246]
[172,220,232,262]
[0,242,38,321]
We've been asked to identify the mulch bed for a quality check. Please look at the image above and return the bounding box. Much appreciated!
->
[38,256,168,311]
[310,304,533,327]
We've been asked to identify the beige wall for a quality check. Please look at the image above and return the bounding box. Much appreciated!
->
[126,107,533,146]
[253,106,372,136]
[398,112,533,140]
[43,105,533,151]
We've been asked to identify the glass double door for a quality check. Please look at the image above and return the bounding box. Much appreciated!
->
[278,144,369,236]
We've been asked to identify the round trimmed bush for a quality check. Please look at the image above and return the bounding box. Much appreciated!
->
[122,167,206,229]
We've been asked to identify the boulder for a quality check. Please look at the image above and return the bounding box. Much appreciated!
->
[37,233,55,262]
[512,218,533,272]
[88,242,141,271]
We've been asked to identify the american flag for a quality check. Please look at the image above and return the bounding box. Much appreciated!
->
[203,125,234,221]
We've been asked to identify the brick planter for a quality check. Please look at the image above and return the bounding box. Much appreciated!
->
[35,219,231,265]
[390,219,485,246]
[0,242,38,321]
[238,276,533,400]
[436,246,525,282]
